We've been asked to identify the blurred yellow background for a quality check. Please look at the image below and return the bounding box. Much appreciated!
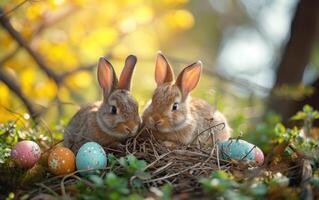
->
[1,0,308,138]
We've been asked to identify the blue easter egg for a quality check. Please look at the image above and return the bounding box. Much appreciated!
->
[76,142,107,175]
[218,139,264,165]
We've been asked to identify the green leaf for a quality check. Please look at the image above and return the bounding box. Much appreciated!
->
[303,104,313,113]
[88,175,103,186]
[291,112,306,120]
[249,183,267,196]
[274,123,286,136]
[134,171,151,180]
[108,153,118,170]
[160,184,173,200]
[105,172,130,195]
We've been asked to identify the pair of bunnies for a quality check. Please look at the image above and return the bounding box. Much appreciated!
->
[64,52,231,152]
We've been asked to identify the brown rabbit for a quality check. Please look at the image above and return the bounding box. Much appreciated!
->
[64,55,141,153]
[142,52,231,146]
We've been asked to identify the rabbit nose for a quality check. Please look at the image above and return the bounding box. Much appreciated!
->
[152,114,161,122]
[154,119,163,128]
[124,127,132,134]
[155,119,163,125]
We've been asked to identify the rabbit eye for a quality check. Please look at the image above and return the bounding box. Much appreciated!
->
[172,102,179,111]
[110,105,117,114]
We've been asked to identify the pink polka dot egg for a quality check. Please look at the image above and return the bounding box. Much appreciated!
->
[11,140,41,168]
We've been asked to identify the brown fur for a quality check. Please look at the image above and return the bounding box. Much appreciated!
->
[142,52,231,146]
[64,56,140,153]
[64,102,118,153]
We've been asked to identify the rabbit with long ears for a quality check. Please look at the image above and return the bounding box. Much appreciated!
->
[64,55,141,153]
[142,52,231,146]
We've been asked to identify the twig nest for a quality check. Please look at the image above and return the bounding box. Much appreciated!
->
[11,140,41,168]
[76,142,107,175]
[48,147,75,175]
[218,139,264,166]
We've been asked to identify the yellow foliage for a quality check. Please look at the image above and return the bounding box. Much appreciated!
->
[162,0,188,6]
[20,68,36,94]
[1,0,196,122]
[0,84,10,108]
[134,6,154,24]
[166,9,194,31]
[64,71,92,90]
[125,30,159,57]
[20,68,57,104]
[34,78,58,104]
[119,17,137,33]
[113,44,130,59]
[0,32,15,47]
[48,0,66,9]
[58,86,71,100]
[26,4,44,21]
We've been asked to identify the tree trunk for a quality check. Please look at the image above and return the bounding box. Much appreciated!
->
[268,0,319,123]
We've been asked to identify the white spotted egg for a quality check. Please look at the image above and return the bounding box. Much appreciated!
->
[76,142,107,175]
[218,139,264,166]
[11,140,41,168]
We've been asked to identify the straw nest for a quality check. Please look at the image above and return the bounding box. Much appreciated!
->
[21,122,308,198]
[104,122,259,193]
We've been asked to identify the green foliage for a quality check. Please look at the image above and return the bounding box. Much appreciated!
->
[5,192,14,200]
[274,105,319,160]
[76,172,143,200]
[311,175,319,188]
[116,154,150,190]
[118,154,148,176]
[200,171,267,199]
[0,120,54,163]
[291,104,319,135]
[75,154,152,199]
[160,184,173,200]
[0,121,20,163]
[245,112,282,152]
[1,105,319,199]
[273,84,314,100]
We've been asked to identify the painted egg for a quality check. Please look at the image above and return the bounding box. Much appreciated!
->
[76,142,107,175]
[218,139,264,166]
[11,140,41,168]
[48,147,75,175]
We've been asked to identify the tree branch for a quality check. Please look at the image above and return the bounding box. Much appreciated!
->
[60,63,96,80]
[166,56,270,93]
[0,8,62,85]
[0,0,30,18]
[0,46,20,66]
[0,68,38,120]
[32,5,78,36]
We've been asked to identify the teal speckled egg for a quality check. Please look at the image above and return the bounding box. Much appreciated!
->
[76,142,107,175]
[218,139,264,166]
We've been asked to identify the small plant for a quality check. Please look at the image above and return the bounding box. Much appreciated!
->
[274,105,319,160]
[200,170,268,199]
[246,112,282,152]
[291,104,319,136]
[76,172,144,200]
[75,155,163,200]
[0,120,62,164]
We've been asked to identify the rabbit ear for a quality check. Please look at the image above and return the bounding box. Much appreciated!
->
[118,55,137,91]
[176,61,202,100]
[155,51,174,86]
[97,57,118,98]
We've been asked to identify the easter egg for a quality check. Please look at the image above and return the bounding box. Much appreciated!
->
[76,142,107,175]
[48,147,75,175]
[11,140,41,168]
[218,139,264,166]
